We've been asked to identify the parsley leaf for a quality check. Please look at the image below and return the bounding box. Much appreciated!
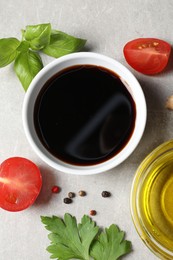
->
[41,214,132,260]
[41,213,99,260]
[90,224,132,260]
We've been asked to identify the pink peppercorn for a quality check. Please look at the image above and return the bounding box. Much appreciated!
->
[90,210,97,216]
[52,185,60,193]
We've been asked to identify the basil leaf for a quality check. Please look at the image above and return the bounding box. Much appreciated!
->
[17,41,30,52]
[0,38,20,67]
[14,50,43,91]
[23,23,51,50]
[42,30,86,58]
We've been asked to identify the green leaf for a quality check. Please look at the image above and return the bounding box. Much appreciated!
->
[14,50,43,91]
[90,224,132,260]
[17,41,30,52]
[42,30,86,58]
[23,23,51,50]
[0,37,20,67]
[41,214,99,260]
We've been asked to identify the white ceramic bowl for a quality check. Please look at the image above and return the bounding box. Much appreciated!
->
[22,52,147,175]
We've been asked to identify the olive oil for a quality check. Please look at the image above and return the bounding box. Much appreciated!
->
[138,155,173,251]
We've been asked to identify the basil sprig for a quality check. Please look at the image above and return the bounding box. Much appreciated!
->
[0,23,86,91]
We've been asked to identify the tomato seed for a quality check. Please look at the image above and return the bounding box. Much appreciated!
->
[153,42,159,46]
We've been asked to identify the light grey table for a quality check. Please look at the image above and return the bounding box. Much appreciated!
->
[1,0,173,259]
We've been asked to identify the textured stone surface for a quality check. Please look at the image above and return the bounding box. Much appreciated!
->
[1,1,173,259]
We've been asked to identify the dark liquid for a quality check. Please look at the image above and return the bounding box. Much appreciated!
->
[34,65,136,166]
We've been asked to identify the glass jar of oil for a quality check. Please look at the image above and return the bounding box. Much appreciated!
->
[131,140,173,259]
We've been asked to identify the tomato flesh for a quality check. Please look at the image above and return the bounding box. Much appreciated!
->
[0,157,42,212]
[123,38,171,75]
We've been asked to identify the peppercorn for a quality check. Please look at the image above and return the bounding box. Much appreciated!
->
[51,185,60,193]
[63,198,72,204]
[90,210,97,216]
[101,191,111,198]
[78,190,86,196]
[68,192,75,198]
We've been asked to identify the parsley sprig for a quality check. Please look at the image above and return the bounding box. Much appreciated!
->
[0,23,86,91]
[41,213,132,260]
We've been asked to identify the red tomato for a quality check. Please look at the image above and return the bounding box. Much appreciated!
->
[123,38,171,75]
[0,157,42,212]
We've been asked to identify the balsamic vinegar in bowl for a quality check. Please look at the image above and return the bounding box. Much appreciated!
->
[34,64,136,166]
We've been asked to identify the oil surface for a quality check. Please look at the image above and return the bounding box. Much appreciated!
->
[34,65,136,166]
[139,159,173,250]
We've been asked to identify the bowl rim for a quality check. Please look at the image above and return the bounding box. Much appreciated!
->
[22,52,147,175]
[130,139,173,259]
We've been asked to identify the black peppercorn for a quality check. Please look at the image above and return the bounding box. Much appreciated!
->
[63,197,72,204]
[101,191,111,198]
[68,192,75,198]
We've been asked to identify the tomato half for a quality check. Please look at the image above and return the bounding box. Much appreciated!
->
[0,157,42,212]
[123,38,171,75]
